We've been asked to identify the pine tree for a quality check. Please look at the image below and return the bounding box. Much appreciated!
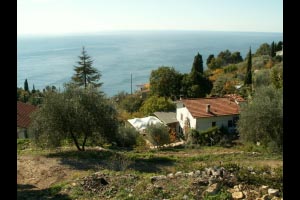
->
[191,52,203,74]
[72,47,102,89]
[24,79,29,92]
[244,48,252,85]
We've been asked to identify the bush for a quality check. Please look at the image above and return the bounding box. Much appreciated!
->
[17,139,31,150]
[146,124,170,147]
[115,126,139,148]
[186,127,224,146]
[223,64,237,73]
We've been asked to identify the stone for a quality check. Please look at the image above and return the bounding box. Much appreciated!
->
[167,173,174,179]
[150,175,167,183]
[186,172,194,177]
[260,185,269,194]
[227,188,238,193]
[204,183,220,195]
[233,185,240,191]
[194,170,201,176]
[182,195,189,200]
[232,191,244,199]
[268,188,279,197]
[271,197,281,200]
[175,171,183,177]
[71,182,76,186]
[208,176,216,185]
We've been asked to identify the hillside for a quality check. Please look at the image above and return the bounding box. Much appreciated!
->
[17,143,282,199]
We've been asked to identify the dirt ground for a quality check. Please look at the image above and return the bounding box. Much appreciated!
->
[17,155,83,190]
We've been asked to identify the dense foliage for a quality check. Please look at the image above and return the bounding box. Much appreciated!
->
[146,124,170,147]
[115,126,139,148]
[29,85,118,151]
[149,66,181,99]
[140,95,175,115]
[237,86,283,151]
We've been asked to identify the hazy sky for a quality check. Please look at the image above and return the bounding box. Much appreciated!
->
[17,0,283,36]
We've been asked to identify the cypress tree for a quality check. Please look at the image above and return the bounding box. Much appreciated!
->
[244,48,252,85]
[206,54,215,66]
[270,41,276,57]
[72,47,102,89]
[24,79,29,92]
[32,84,36,93]
[191,52,203,74]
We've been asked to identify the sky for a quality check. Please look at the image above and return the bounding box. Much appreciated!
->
[17,0,283,36]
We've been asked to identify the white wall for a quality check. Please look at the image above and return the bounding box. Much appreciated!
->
[176,107,197,130]
[176,104,239,133]
[196,115,239,132]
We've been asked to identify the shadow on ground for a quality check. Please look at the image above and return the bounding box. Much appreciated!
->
[46,149,175,173]
[17,184,71,200]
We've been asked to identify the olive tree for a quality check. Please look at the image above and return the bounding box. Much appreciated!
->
[146,124,170,147]
[237,86,283,151]
[29,85,118,151]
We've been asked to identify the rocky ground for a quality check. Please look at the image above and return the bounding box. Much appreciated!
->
[17,147,283,199]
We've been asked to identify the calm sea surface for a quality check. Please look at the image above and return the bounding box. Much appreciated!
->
[17,31,283,96]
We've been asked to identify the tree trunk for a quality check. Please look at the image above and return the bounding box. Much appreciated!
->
[82,133,88,151]
[70,130,82,151]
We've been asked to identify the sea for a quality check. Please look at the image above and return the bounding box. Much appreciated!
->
[17,31,283,97]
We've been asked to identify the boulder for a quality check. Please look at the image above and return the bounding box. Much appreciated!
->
[232,191,244,199]
[268,188,279,197]
[203,183,220,195]
[260,185,269,195]
[167,173,174,179]
[175,171,183,177]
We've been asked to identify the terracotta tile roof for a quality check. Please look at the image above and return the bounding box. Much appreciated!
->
[17,101,38,128]
[181,98,240,118]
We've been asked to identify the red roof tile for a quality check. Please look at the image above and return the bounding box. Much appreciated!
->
[181,98,240,118]
[17,101,38,128]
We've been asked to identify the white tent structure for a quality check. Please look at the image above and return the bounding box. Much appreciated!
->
[127,116,162,132]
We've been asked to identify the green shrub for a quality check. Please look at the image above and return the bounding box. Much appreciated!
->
[203,188,232,200]
[17,139,31,150]
[115,126,139,148]
[223,65,237,73]
[187,127,223,146]
[146,124,170,147]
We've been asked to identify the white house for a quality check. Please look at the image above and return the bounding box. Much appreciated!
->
[176,97,244,134]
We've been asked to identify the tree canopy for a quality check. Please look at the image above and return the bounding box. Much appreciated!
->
[72,47,102,89]
[237,86,283,151]
[29,85,118,151]
[192,53,204,74]
[149,66,181,99]
[140,95,175,115]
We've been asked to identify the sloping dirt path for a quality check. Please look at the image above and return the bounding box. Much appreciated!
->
[17,155,81,189]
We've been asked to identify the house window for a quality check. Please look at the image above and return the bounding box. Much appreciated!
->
[180,114,183,120]
[228,120,233,128]
[212,122,216,127]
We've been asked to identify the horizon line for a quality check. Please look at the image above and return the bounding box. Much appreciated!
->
[17,29,283,37]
